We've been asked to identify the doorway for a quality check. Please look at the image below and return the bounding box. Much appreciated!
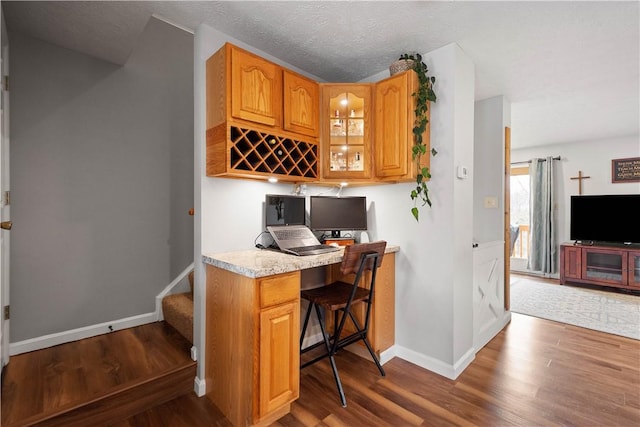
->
[510,164,530,273]
[1,9,9,369]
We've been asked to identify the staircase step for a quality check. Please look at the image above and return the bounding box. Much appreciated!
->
[1,322,195,427]
[162,292,194,343]
[16,363,196,427]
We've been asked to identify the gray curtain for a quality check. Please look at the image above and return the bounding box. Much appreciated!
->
[528,157,557,274]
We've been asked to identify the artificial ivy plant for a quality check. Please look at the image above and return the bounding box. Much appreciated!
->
[398,53,438,221]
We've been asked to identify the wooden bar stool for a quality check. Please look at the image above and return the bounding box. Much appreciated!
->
[299,241,387,407]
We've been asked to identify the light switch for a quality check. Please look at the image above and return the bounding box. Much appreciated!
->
[457,165,468,179]
[484,196,498,209]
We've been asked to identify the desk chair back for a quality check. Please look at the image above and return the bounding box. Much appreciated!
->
[300,240,387,407]
[340,240,386,276]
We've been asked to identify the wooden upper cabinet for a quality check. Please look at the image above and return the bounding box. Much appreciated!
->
[230,45,282,127]
[374,70,429,181]
[283,70,319,138]
[208,42,318,135]
[206,43,319,182]
[320,84,372,180]
[206,43,430,186]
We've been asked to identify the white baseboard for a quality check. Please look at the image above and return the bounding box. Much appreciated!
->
[9,312,157,356]
[452,347,476,378]
[379,345,397,365]
[304,331,396,367]
[194,376,206,397]
[394,345,475,380]
[190,345,197,361]
[342,342,396,366]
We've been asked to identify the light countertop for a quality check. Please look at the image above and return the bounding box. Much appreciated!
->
[203,245,399,278]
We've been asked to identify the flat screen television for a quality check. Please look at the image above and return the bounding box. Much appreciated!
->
[309,196,367,238]
[570,194,640,245]
[265,194,306,227]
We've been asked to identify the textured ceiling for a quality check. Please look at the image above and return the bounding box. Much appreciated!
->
[2,1,639,149]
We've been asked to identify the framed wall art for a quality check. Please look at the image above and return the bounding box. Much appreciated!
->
[611,157,640,183]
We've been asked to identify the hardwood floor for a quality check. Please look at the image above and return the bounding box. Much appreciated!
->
[277,313,640,426]
[3,314,639,426]
[1,321,196,426]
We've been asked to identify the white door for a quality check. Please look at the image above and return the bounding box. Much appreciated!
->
[473,242,505,350]
[1,11,10,368]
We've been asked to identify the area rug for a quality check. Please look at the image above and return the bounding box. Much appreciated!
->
[510,276,640,340]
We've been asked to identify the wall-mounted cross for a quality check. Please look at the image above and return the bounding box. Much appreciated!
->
[570,170,591,195]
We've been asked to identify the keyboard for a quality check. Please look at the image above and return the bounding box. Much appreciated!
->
[273,228,309,240]
[288,244,328,252]
[284,244,341,256]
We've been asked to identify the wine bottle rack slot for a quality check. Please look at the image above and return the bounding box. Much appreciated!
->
[229,126,318,179]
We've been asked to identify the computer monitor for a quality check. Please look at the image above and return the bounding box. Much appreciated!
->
[309,196,367,238]
[265,194,306,227]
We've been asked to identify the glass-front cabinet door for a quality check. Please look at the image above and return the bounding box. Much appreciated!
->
[321,84,372,180]
[582,248,626,286]
[629,251,640,288]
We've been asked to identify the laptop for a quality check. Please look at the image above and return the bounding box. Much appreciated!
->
[267,225,341,256]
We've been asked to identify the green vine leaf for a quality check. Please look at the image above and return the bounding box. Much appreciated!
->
[411,207,419,221]
[399,52,437,221]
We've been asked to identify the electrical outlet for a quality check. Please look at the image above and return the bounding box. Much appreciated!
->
[484,196,498,209]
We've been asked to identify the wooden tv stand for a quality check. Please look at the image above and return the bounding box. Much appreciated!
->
[560,242,640,291]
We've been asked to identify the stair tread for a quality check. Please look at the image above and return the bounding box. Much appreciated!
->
[162,292,194,344]
[163,291,193,304]
[1,322,194,427]
[12,363,196,427]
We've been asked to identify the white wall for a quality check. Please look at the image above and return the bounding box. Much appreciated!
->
[511,135,640,246]
[194,24,478,382]
[474,96,511,244]
[349,45,476,372]
[9,18,194,343]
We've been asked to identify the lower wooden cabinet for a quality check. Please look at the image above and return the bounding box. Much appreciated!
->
[256,273,300,419]
[206,266,300,427]
[560,243,640,291]
[204,252,396,426]
[259,301,299,418]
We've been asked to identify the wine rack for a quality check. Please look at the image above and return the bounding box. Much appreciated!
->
[207,124,318,181]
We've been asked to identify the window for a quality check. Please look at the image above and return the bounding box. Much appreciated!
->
[510,166,529,261]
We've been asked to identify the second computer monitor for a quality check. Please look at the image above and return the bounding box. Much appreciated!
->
[309,196,367,238]
[265,194,306,227]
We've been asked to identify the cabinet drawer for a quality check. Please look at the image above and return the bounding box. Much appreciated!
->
[259,272,299,308]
